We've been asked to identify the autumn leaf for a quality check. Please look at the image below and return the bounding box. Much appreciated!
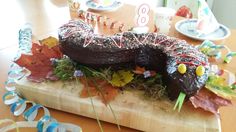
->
[98,81,119,104]
[32,43,63,59]
[133,66,145,74]
[189,88,232,115]
[39,36,59,48]
[15,42,62,82]
[205,74,236,99]
[111,70,134,87]
[79,77,119,105]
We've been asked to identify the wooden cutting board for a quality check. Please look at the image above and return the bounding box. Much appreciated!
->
[15,77,220,132]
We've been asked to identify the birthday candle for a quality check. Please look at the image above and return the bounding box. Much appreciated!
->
[136,3,150,27]
[133,3,150,33]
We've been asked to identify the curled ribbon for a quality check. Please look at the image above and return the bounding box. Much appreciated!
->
[5,79,16,91]
[10,100,35,116]
[0,119,19,132]
[2,91,20,105]
[0,118,82,132]
[1,23,83,132]
[23,104,50,121]
[197,40,236,63]
[18,23,32,53]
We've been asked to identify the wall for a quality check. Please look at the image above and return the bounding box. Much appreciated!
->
[212,0,236,29]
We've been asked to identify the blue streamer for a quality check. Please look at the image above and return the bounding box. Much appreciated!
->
[23,104,50,121]
[18,23,32,53]
[10,99,25,114]
[46,122,60,132]
[37,115,56,132]
[1,23,83,132]
[2,91,20,105]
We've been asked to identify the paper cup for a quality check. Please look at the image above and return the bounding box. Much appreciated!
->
[154,7,176,34]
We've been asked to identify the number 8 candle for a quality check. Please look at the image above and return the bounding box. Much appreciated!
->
[133,3,150,33]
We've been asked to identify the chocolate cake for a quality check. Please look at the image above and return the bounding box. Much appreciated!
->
[58,20,210,100]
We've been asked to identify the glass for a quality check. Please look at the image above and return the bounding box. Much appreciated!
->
[154,7,176,34]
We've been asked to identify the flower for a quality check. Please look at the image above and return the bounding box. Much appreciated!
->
[50,58,58,65]
[133,66,156,78]
[74,70,83,77]
[143,71,151,78]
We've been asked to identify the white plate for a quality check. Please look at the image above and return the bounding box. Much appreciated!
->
[86,0,123,11]
[175,19,231,41]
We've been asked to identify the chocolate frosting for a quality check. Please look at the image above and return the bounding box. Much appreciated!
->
[58,20,210,100]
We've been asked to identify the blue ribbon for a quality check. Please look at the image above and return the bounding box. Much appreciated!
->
[2,91,20,105]
[5,79,16,91]
[10,99,25,115]
[36,115,56,132]
[1,23,82,132]
[46,122,60,132]
[23,104,50,121]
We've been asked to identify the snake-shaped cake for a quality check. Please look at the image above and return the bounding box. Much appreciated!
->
[58,20,210,100]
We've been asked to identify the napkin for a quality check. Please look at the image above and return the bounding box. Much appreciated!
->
[196,0,219,35]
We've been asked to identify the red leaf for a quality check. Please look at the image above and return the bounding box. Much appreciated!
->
[14,43,62,82]
[189,88,232,115]
[32,43,63,59]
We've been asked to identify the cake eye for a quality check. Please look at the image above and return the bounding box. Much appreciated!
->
[196,65,205,76]
[178,63,187,74]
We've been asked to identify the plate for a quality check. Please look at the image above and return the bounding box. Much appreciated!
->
[175,19,231,41]
[86,0,123,11]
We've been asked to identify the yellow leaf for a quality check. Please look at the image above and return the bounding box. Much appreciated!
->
[39,36,58,48]
[205,74,236,99]
[111,70,134,87]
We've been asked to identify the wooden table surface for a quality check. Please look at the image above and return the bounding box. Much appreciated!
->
[0,0,236,132]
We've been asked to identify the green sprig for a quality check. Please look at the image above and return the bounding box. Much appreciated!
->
[92,80,121,130]
[173,92,186,112]
[78,76,104,132]
[53,57,75,80]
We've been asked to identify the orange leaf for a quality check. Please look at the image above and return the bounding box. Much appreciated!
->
[79,77,119,105]
[99,83,119,105]
[80,86,99,98]
[133,66,145,74]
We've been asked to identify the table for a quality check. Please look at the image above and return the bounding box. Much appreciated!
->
[0,0,236,132]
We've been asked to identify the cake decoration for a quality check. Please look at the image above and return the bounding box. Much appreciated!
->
[77,9,131,32]
[178,63,187,74]
[196,65,205,76]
